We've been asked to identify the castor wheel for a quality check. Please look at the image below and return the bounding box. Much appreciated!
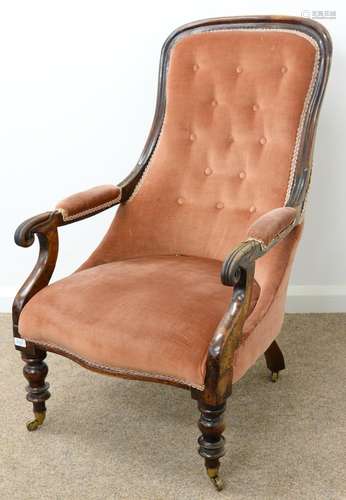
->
[210,475,224,491]
[207,468,224,491]
[26,411,46,431]
[271,371,279,383]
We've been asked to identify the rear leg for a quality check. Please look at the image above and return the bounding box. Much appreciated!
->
[264,340,285,382]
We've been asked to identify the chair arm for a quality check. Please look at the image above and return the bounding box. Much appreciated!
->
[14,184,122,250]
[221,206,298,286]
[200,206,299,404]
[246,206,298,249]
[13,211,61,342]
[56,184,121,223]
[12,185,122,343]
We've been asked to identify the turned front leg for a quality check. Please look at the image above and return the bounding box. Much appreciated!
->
[197,401,226,491]
[22,348,50,431]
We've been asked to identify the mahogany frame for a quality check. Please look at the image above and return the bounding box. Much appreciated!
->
[12,15,332,491]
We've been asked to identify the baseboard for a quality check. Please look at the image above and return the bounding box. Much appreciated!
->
[0,286,345,314]
[285,285,346,313]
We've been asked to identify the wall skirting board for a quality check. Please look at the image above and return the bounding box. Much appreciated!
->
[0,286,345,314]
[285,285,346,313]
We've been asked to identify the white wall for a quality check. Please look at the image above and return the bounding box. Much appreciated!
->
[0,1,344,312]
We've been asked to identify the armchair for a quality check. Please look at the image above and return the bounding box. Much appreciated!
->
[13,16,332,491]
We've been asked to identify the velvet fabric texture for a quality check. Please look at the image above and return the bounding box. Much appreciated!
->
[82,29,317,267]
[19,256,260,389]
[247,207,298,247]
[19,28,318,388]
[56,185,121,221]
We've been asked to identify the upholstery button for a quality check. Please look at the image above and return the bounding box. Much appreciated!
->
[204,167,213,176]
[211,99,218,107]
[259,136,267,145]
[239,171,246,180]
[236,66,243,74]
[216,202,224,209]
[281,66,288,74]
[229,136,234,144]
[249,205,256,214]
[177,197,185,205]
[252,104,259,111]
[193,63,199,72]
[190,133,196,141]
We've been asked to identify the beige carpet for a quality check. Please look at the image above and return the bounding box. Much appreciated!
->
[0,313,345,500]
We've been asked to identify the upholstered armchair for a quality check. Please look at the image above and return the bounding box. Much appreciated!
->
[13,16,331,491]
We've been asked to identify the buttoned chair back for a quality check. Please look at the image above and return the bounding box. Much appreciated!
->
[86,25,321,268]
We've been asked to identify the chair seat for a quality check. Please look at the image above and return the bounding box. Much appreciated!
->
[19,255,259,389]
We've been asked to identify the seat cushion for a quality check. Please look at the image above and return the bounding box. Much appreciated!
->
[19,255,259,389]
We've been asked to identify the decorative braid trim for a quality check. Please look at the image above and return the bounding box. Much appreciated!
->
[57,191,122,222]
[245,210,298,248]
[284,34,320,203]
[126,27,320,206]
[245,237,267,251]
[298,166,313,222]
[25,338,205,391]
[127,120,166,203]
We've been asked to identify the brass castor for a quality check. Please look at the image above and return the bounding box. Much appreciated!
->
[207,468,224,491]
[26,411,46,431]
[271,371,279,383]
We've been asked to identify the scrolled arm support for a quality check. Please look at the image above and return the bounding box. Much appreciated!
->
[14,211,62,248]
[221,240,263,287]
[13,211,62,339]
[13,184,124,341]
[201,258,256,405]
[200,206,299,404]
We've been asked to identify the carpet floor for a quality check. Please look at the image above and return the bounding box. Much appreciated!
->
[0,313,345,500]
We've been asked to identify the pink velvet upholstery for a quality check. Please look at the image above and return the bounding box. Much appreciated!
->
[19,27,319,388]
[19,256,260,389]
[56,185,121,221]
[82,29,317,267]
[247,207,298,247]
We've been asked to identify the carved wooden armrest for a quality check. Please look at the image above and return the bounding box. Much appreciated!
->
[200,206,299,404]
[13,211,61,340]
[13,185,122,341]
